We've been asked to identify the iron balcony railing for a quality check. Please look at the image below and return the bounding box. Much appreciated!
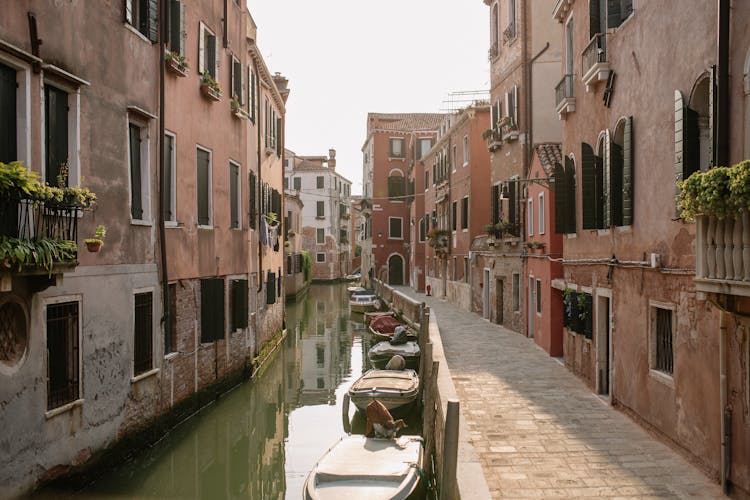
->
[555,74,575,107]
[582,34,607,76]
[0,196,79,252]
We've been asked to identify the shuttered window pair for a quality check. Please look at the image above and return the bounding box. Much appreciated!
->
[389,138,405,158]
[230,56,245,104]
[129,123,147,220]
[166,0,186,55]
[200,278,225,343]
[125,0,158,42]
[199,22,219,81]
[388,175,405,199]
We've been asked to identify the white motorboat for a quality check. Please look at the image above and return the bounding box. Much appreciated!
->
[367,341,420,371]
[348,369,419,413]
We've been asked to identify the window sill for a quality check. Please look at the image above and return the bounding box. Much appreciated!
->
[124,23,152,44]
[131,367,159,384]
[131,219,153,227]
[388,237,404,241]
[164,352,179,361]
[565,233,577,239]
[388,156,406,161]
[198,225,213,230]
[597,228,610,236]
[648,369,675,389]
[165,221,179,229]
[462,162,469,168]
[45,398,84,420]
[615,225,632,234]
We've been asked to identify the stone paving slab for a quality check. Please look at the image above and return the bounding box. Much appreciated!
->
[395,288,724,499]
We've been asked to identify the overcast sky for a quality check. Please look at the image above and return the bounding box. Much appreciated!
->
[246,1,490,195]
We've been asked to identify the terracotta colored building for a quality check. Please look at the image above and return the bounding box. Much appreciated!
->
[361,113,442,287]
[522,144,563,356]
[551,0,750,493]
[475,0,562,332]
[421,105,491,311]
[283,190,306,301]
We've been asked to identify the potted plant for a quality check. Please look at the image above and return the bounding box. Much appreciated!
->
[231,97,247,119]
[264,212,279,227]
[165,51,189,76]
[200,71,222,101]
[84,224,106,253]
[527,241,545,251]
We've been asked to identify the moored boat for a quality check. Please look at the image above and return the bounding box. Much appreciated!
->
[303,435,424,500]
[350,294,380,313]
[348,369,419,413]
[368,316,418,343]
[368,341,420,370]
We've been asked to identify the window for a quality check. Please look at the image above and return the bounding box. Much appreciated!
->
[388,217,403,239]
[565,17,574,77]
[506,0,517,41]
[461,196,469,230]
[230,161,240,229]
[462,135,469,166]
[490,99,503,131]
[125,0,158,42]
[554,157,577,234]
[316,176,324,189]
[650,304,674,375]
[582,141,607,229]
[166,0,185,55]
[199,22,218,80]
[46,300,80,410]
[317,228,325,244]
[293,177,301,190]
[536,280,542,314]
[128,121,150,221]
[196,147,212,226]
[45,84,70,185]
[316,345,325,367]
[452,145,457,172]
[505,86,518,127]
[563,290,593,338]
[512,273,520,311]
[266,271,276,305]
[231,279,248,330]
[419,218,426,241]
[424,170,429,191]
[248,170,257,230]
[463,257,469,283]
[248,65,256,122]
[527,198,534,235]
[538,193,545,234]
[316,252,326,263]
[166,283,177,355]
[200,278,225,342]
[451,201,457,231]
[590,0,633,31]
[491,3,500,54]
[418,138,432,159]
[388,172,405,199]
[133,291,153,376]
[611,117,633,225]
[163,132,176,223]
[0,62,19,163]
[230,56,244,104]
[316,200,325,218]
[389,138,404,158]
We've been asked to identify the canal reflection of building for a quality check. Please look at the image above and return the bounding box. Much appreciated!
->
[285,284,353,407]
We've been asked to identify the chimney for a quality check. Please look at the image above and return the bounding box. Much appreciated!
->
[273,72,290,103]
[328,148,336,170]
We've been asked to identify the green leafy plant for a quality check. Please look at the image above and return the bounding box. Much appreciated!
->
[0,161,40,197]
[678,161,750,221]
[0,236,77,274]
[201,70,221,94]
[84,224,106,246]
[231,97,242,112]
[264,212,279,226]
[165,51,189,70]
[0,161,96,208]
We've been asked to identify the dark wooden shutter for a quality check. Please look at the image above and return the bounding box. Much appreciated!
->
[163,134,173,221]
[197,149,210,225]
[168,0,181,52]
[610,140,623,226]
[565,156,576,233]
[230,163,239,228]
[45,85,68,185]
[147,0,158,42]
[266,271,276,305]
[201,278,225,342]
[581,143,597,229]
[601,131,611,228]
[248,170,256,229]
[0,63,16,163]
[491,185,499,226]
[620,0,633,19]
[622,116,633,225]
[231,279,248,330]
[277,267,282,297]
[129,124,143,219]
[554,162,566,234]
[589,0,601,38]
[675,90,700,216]
[606,0,621,28]
[206,34,216,78]
[709,65,716,168]
[276,117,282,156]
[508,181,518,235]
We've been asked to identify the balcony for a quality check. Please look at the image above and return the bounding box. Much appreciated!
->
[582,34,610,91]
[695,214,750,298]
[0,196,80,280]
[499,116,519,142]
[483,128,503,152]
[555,74,575,119]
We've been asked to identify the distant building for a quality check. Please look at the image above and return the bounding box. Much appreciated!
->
[361,113,443,287]
[283,190,307,300]
[286,148,352,281]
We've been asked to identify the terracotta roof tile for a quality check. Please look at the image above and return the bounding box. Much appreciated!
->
[534,143,562,171]
[368,112,446,132]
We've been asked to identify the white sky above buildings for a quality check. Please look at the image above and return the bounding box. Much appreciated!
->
[247,0,491,195]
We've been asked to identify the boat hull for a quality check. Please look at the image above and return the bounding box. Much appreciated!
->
[368,342,421,371]
[348,369,419,413]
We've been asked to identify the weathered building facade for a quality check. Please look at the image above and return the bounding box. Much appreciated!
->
[475,0,562,332]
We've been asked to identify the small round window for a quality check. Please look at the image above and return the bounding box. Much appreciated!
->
[0,300,28,369]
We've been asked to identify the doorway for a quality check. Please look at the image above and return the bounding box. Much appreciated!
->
[482,269,490,319]
[388,254,404,285]
[528,276,535,337]
[495,279,504,324]
[596,294,611,395]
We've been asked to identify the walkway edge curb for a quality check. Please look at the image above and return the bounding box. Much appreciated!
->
[428,308,493,500]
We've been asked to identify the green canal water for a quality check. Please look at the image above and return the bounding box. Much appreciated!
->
[38,283,422,499]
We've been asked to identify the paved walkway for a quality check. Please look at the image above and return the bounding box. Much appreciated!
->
[395,287,724,499]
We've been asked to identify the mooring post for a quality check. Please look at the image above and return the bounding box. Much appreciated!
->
[342,393,351,434]
[420,342,433,395]
[423,360,439,490]
[441,399,460,500]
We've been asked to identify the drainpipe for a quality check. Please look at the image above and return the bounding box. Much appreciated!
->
[255,70,263,345]
[158,0,171,356]
[716,0,729,168]
[719,309,730,494]
[520,0,528,178]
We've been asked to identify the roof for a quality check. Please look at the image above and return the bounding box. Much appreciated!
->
[534,143,562,171]
[367,113,446,132]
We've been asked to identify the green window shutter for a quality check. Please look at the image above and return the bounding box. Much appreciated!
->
[168,0,181,52]
[490,185,499,226]
[147,0,158,42]
[248,170,256,229]
[206,34,216,78]
[601,131,611,228]
[565,157,576,233]
[674,90,685,216]
[45,85,69,185]
[276,117,282,156]
[622,116,633,225]
[610,139,624,227]
[129,124,143,219]
[231,279,248,330]
[589,0,601,38]
[581,142,597,230]
[179,2,186,55]
[230,163,239,228]
[554,162,566,234]
[163,134,173,221]
[594,153,604,228]
[607,0,621,29]
[197,149,210,225]
[266,272,276,305]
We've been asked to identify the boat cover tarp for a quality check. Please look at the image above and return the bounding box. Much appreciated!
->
[369,341,420,358]
[316,436,422,482]
[350,370,418,393]
[370,316,403,334]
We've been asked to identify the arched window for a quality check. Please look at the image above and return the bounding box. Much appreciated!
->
[554,155,576,234]
[611,117,633,225]
[387,170,405,199]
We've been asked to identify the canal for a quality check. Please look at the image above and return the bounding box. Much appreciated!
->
[37,282,422,499]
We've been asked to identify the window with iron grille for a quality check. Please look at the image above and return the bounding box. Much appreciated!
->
[651,305,674,375]
[231,279,248,330]
[316,345,325,367]
[295,254,302,273]
[200,278,225,342]
[134,292,153,375]
[166,283,177,354]
[512,273,520,311]
[316,253,325,263]
[46,301,79,410]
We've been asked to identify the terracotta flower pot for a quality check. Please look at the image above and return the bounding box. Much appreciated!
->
[85,240,103,253]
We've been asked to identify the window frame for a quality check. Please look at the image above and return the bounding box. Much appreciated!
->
[196,145,213,228]
[649,301,675,380]
[538,192,545,234]
[43,295,83,414]
[527,198,534,236]
[133,288,155,377]
[316,200,325,218]
[0,56,32,165]
[316,175,324,189]
[316,228,325,244]
[42,80,81,189]
[461,196,469,230]
[462,135,469,166]
[198,21,219,81]
[388,216,403,240]
[229,160,241,229]
[163,131,177,225]
[128,118,152,223]
[316,252,326,263]
[389,137,405,158]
